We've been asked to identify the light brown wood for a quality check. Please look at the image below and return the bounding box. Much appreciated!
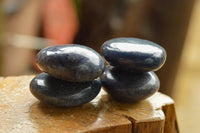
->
[0,75,179,133]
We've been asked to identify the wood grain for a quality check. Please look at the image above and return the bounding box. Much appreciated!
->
[0,75,179,133]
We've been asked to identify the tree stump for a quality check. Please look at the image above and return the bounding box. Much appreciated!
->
[0,75,179,133]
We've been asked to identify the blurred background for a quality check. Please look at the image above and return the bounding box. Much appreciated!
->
[0,0,199,132]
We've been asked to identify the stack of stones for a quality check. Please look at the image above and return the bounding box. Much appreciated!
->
[100,38,166,102]
[30,44,105,107]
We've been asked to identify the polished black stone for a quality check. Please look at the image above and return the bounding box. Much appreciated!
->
[101,66,160,102]
[36,44,105,82]
[101,38,166,72]
[30,73,101,107]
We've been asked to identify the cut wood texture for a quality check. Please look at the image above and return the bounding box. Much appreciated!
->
[0,76,179,133]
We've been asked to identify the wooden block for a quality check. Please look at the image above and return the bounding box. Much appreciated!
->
[0,76,179,133]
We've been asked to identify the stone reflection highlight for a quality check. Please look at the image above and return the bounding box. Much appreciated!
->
[30,44,105,107]
[101,66,160,102]
[100,37,166,102]
[101,37,166,72]
[37,44,105,82]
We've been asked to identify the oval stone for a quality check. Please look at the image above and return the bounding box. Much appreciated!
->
[30,73,101,107]
[36,44,105,82]
[101,38,166,72]
[101,66,160,102]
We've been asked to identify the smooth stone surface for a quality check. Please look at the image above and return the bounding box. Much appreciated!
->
[101,38,166,72]
[101,66,160,102]
[30,73,101,107]
[36,44,105,82]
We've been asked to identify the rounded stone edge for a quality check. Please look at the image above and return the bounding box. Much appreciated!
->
[101,66,160,102]
[101,37,167,72]
[29,74,102,107]
[36,44,106,82]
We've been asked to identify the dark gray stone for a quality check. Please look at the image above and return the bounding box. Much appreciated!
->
[36,44,105,82]
[101,38,166,72]
[101,66,160,102]
[30,73,101,107]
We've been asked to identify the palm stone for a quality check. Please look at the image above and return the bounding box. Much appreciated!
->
[30,73,101,107]
[101,66,160,102]
[36,44,105,82]
[101,38,166,72]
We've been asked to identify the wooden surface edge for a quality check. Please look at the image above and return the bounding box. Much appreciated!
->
[123,106,165,133]
[162,104,179,133]
[83,92,178,133]
[0,75,179,133]
[120,93,179,133]
[133,120,165,133]
[84,123,132,133]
